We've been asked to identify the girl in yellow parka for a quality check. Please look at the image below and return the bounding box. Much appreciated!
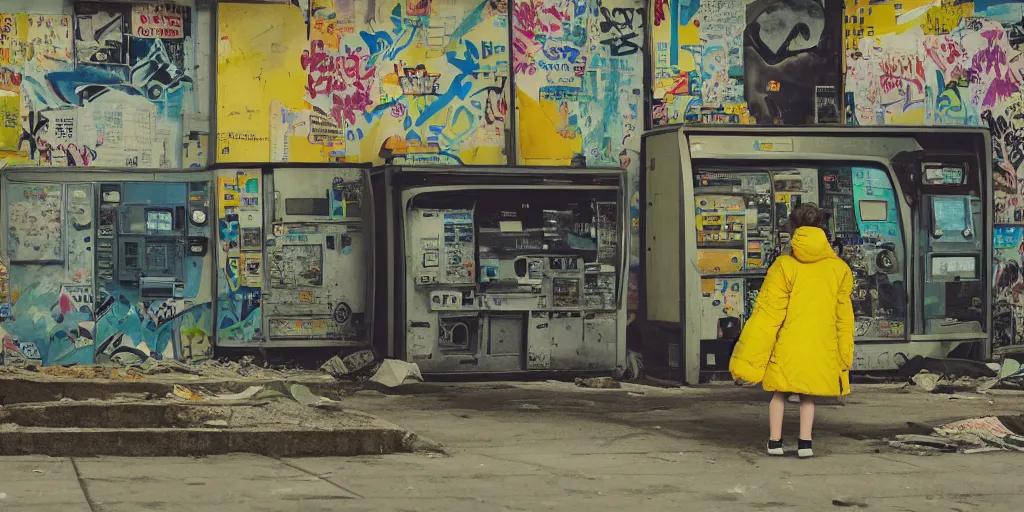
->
[730,203,855,459]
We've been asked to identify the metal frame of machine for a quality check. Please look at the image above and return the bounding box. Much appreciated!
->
[371,165,630,374]
[642,126,993,385]
[212,163,376,349]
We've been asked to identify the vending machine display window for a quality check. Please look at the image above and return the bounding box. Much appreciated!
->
[146,210,174,233]
[692,166,908,341]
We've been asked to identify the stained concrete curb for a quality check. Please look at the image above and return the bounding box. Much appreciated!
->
[0,426,411,457]
[0,376,354,405]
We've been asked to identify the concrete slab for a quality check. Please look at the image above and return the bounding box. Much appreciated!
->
[0,426,410,457]
[284,453,541,478]
[0,474,90,508]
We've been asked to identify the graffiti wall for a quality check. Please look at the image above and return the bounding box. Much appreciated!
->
[0,1,200,168]
[217,0,510,165]
[218,0,645,308]
[510,0,644,307]
[843,0,1024,353]
[1,178,214,367]
[650,0,750,125]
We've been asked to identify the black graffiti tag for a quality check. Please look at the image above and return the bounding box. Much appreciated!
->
[598,7,644,57]
[984,110,1024,171]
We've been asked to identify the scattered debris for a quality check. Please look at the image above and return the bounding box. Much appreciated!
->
[207,386,271,402]
[369,359,424,388]
[172,385,203,401]
[898,356,997,380]
[203,384,341,410]
[996,358,1024,389]
[574,376,621,389]
[519,404,540,410]
[38,366,107,379]
[612,350,644,381]
[320,349,376,377]
[136,358,201,376]
[888,415,1024,454]
[832,498,868,508]
[910,371,997,394]
[288,383,343,410]
[110,367,144,381]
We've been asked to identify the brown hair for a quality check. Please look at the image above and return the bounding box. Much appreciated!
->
[789,203,830,232]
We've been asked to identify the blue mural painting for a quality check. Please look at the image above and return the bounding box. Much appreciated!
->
[0,2,196,167]
[1,180,214,367]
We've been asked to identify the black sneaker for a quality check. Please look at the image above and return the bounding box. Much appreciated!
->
[798,439,813,458]
[767,438,784,456]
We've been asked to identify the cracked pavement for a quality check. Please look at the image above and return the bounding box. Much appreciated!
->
[1,382,1022,511]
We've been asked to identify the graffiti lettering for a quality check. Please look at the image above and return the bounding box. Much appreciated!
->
[541,44,581,62]
[653,0,667,26]
[598,7,643,57]
[969,28,1022,108]
[923,36,966,81]
[878,54,924,95]
[983,110,1024,171]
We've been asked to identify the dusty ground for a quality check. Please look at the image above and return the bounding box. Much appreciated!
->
[0,381,1022,511]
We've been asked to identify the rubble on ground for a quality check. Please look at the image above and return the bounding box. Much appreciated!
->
[320,349,377,378]
[611,350,644,381]
[907,357,1024,394]
[168,382,343,410]
[3,354,315,382]
[369,359,424,388]
[887,415,1024,454]
[574,376,621,389]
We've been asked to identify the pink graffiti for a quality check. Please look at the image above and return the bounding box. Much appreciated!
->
[540,3,569,26]
[653,0,667,26]
[331,89,373,127]
[390,101,407,118]
[878,54,924,95]
[969,28,1022,108]
[57,143,97,166]
[923,36,966,81]
[301,40,377,127]
[511,0,550,66]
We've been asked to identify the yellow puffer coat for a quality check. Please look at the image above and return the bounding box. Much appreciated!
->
[729,226,855,396]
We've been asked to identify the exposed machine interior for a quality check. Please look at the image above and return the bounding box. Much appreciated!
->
[692,166,912,350]
[215,168,369,347]
[403,187,624,372]
[642,127,991,384]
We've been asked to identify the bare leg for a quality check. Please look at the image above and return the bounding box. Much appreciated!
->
[769,392,785,441]
[799,394,815,440]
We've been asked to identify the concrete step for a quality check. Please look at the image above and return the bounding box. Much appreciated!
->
[0,426,411,457]
[1,400,251,428]
[0,391,442,457]
[0,375,354,405]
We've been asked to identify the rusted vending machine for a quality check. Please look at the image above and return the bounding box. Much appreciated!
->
[371,166,629,374]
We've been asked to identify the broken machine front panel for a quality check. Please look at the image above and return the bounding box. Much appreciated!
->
[214,167,369,348]
[94,180,212,362]
[403,187,624,373]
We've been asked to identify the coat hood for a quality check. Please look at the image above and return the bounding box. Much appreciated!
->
[790,226,835,263]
